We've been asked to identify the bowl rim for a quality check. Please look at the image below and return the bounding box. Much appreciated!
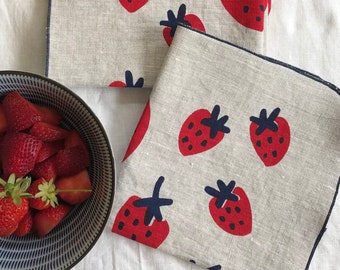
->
[0,70,116,270]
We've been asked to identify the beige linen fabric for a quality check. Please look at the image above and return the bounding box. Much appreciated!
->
[111,26,340,269]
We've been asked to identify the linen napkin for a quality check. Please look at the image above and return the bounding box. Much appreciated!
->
[110,25,340,270]
[47,0,270,88]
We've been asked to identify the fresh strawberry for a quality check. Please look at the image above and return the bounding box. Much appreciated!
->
[2,91,42,131]
[0,103,8,133]
[33,203,72,238]
[109,70,144,88]
[119,0,148,13]
[0,174,31,237]
[36,140,64,163]
[221,0,271,32]
[1,132,42,178]
[123,100,150,161]
[27,178,58,210]
[31,156,57,181]
[249,107,290,166]
[178,105,230,156]
[30,122,69,142]
[205,180,252,236]
[13,209,33,236]
[64,130,85,149]
[54,145,90,177]
[35,105,62,125]
[112,176,173,248]
[56,170,92,205]
[160,4,206,46]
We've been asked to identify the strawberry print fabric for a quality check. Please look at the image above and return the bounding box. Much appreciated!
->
[47,0,270,88]
[111,25,340,269]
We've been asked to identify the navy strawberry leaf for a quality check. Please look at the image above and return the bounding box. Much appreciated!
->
[249,107,280,135]
[201,105,230,139]
[205,180,238,208]
[133,176,173,226]
[125,70,144,87]
[160,4,191,37]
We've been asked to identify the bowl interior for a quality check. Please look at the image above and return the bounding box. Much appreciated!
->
[0,71,115,270]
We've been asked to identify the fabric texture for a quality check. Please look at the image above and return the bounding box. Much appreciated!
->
[110,25,340,270]
[47,0,270,88]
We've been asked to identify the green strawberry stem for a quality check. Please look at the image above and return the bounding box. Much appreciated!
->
[0,174,33,205]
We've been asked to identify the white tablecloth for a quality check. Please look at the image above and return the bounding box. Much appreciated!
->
[0,1,339,269]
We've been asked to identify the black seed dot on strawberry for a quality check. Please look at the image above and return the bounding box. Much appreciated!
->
[235,206,241,213]
[195,130,202,136]
[267,137,273,143]
[182,136,189,143]
[188,122,194,129]
[226,207,231,214]
[239,220,244,225]
[219,216,226,222]
[256,16,261,22]
[131,234,136,241]
[259,5,265,11]
[272,150,277,157]
[201,140,207,147]
[124,209,130,217]
[188,144,193,150]
[279,137,284,144]
[118,221,124,230]
[243,6,249,13]
[263,153,268,159]
[145,230,152,237]
[229,223,235,230]
[256,140,261,147]
[133,219,139,226]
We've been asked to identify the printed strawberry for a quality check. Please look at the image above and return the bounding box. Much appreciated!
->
[109,70,144,88]
[249,107,290,166]
[35,105,62,125]
[31,156,57,181]
[160,4,206,46]
[13,209,33,236]
[123,100,150,161]
[30,122,69,142]
[112,176,173,248]
[33,203,72,238]
[2,91,42,131]
[205,180,252,236]
[178,105,230,156]
[221,0,271,32]
[27,178,58,210]
[0,174,31,237]
[1,132,42,178]
[55,170,92,205]
[54,145,90,177]
[36,140,64,163]
[119,0,148,13]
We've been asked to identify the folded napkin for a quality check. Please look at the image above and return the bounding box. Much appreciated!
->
[110,25,340,269]
[47,0,270,88]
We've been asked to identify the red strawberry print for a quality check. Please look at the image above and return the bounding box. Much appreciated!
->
[178,105,230,156]
[205,180,252,236]
[249,107,290,166]
[123,100,150,161]
[221,0,271,32]
[109,70,144,88]
[119,0,148,13]
[160,4,206,46]
[112,176,173,248]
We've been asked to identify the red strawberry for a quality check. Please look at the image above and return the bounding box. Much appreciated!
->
[56,170,92,205]
[27,178,57,210]
[36,140,64,163]
[64,130,85,149]
[205,180,252,236]
[13,210,33,236]
[54,145,90,177]
[112,176,173,248]
[2,91,42,131]
[30,122,69,142]
[0,103,8,133]
[33,203,72,238]
[160,4,206,46]
[109,70,144,88]
[178,105,230,156]
[1,132,42,178]
[31,156,57,181]
[119,0,148,13]
[123,100,150,161]
[221,0,271,32]
[35,105,62,125]
[249,107,290,166]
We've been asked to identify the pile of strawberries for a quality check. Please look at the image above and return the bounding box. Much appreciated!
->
[0,91,92,238]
